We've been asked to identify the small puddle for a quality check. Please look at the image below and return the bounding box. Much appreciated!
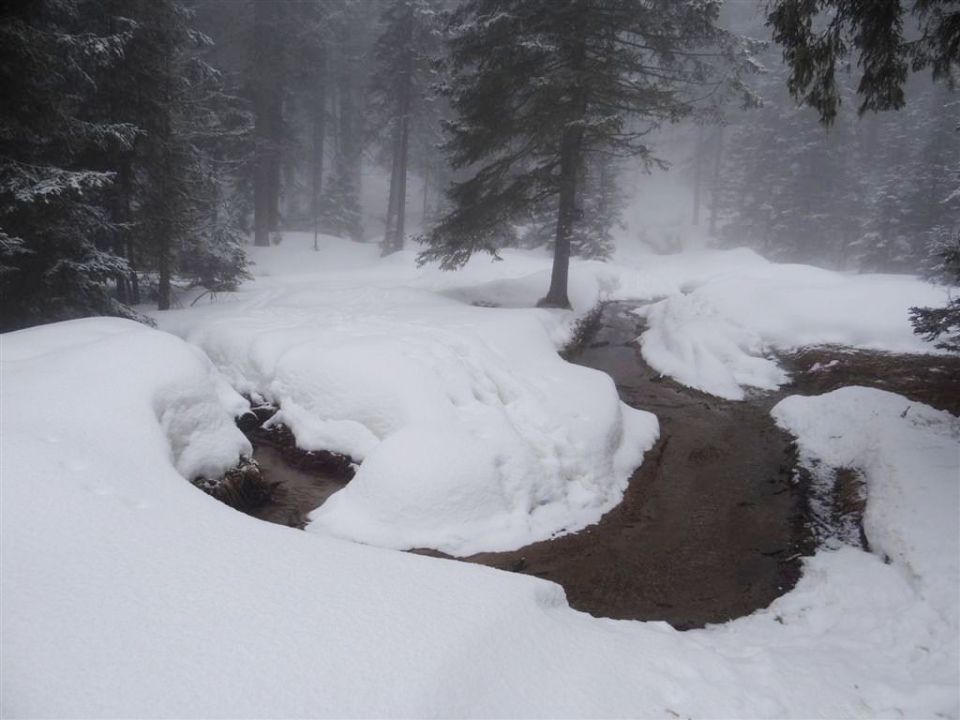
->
[198,418,355,529]
[246,444,350,528]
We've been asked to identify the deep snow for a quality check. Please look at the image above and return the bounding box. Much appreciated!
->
[2,234,957,717]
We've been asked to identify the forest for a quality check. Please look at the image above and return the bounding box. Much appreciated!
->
[2,0,958,338]
[2,1,959,718]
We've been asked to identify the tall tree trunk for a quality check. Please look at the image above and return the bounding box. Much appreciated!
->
[128,240,140,305]
[267,92,282,233]
[253,0,279,246]
[382,120,401,252]
[422,160,429,224]
[394,105,411,252]
[541,14,587,310]
[541,121,583,309]
[335,43,362,241]
[313,46,326,251]
[113,158,132,303]
[709,126,724,236]
[157,229,171,310]
[382,10,414,254]
[157,148,172,310]
[692,125,704,226]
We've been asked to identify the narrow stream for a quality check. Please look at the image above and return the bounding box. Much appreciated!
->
[230,301,810,628]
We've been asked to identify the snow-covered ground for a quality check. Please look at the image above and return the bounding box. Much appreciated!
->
[2,234,957,717]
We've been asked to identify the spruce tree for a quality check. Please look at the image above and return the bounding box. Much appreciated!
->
[103,0,250,310]
[370,0,442,254]
[768,0,959,125]
[250,0,284,247]
[420,0,756,308]
[0,0,138,330]
[911,227,960,352]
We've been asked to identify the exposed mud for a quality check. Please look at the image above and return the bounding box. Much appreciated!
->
[196,410,356,528]
[220,301,954,629]
[780,346,960,415]
[423,302,810,629]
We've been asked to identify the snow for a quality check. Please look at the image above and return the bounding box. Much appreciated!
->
[3,235,958,717]
[772,387,960,627]
[621,252,949,399]
[159,235,657,555]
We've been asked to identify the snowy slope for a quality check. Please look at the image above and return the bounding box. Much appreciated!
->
[2,311,957,717]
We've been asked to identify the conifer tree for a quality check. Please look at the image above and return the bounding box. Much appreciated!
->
[250,0,284,247]
[370,0,442,254]
[911,227,960,352]
[420,0,756,308]
[769,0,959,125]
[0,0,139,330]
[100,0,250,310]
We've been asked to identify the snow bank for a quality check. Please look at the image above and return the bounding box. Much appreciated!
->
[625,254,948,399]
[159,233,657,555]
[1,318,249,482]
[773,386,960,627]
[3,321,957,717]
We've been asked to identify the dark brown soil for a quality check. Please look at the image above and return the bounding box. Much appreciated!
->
[779,346,960,415]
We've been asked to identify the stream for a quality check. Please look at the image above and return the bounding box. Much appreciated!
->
[231,301,815,629]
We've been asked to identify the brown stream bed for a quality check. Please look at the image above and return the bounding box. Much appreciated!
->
[217,301,960,630]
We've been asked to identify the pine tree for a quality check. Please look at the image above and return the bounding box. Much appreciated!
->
[323,0,371,242]
[420,0,756,308]
[911,227,960,352]
[250,0,284,247]
[768,0,959,125]
[0,0,139,330]
[102,0,250,310]
[370,0,442,254]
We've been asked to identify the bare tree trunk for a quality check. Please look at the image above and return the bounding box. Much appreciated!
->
[541,122,583,309]
[157,229,171,310]
[128,240,140,305]
[394,111,410,252]
[253,0,280,246]
[313,46,327,251]
[422,160,429,224]
[381,8,414,254]
[692,125,704,226]
[382,121,401,252]
[708,125,724,237]
[541,12,587,309]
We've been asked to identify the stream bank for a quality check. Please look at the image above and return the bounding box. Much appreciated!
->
[427,302,810,628]
[211,301,959,629]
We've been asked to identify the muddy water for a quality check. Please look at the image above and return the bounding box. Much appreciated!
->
[246,445,350,527]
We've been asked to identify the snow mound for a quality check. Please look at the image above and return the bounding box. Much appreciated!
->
[1,318,250,483]
[159,237,658,555]
[772,387,960,625]
[637,291,787,399]
[631,258,947,399]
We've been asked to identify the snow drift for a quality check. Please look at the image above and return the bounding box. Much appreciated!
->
[626,254,948,399]
[168,291,656,556]
[2,315,956,718]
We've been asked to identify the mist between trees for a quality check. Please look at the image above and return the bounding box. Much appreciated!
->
[1,0,957,337]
